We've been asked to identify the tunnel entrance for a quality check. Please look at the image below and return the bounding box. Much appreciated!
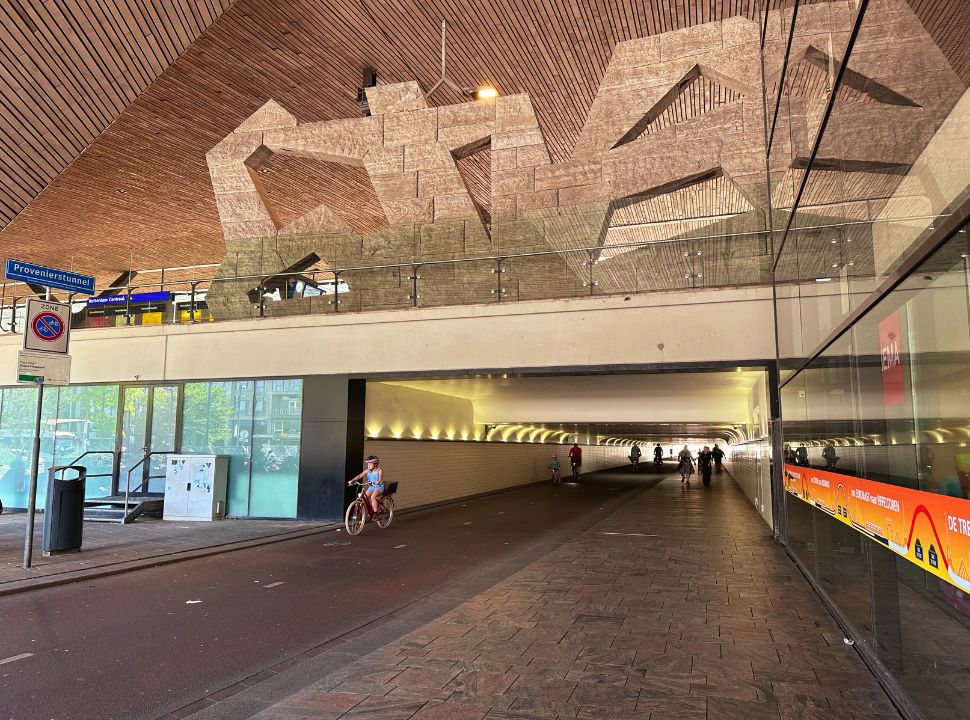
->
[359,369,774,526]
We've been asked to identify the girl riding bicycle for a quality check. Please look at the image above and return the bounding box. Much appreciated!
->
[348,455,384,514]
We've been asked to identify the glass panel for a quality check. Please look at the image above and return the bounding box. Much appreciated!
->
[148,386,179,492]
[119,387,149,495]
[52,385,120,498]
[783,228,970,717]
[181,381,254,516]
[249,379,301,518]
[0,386,40,509]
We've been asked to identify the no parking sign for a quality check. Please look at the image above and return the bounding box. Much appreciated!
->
[23,299,71,354]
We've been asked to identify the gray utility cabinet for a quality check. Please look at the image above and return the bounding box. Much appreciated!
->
[163,455,229,521]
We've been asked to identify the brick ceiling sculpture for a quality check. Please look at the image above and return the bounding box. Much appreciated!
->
[205,0,961,320]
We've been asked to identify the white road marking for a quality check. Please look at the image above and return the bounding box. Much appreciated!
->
[393,544,407,549]
[600,532,658,537]
[185,600,203,604]
[263,582,285,589]
[0,653,33,665]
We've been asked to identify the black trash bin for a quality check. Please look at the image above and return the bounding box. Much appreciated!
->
[43,465,87,556]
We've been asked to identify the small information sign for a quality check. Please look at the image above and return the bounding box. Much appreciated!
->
[17,351,71,386]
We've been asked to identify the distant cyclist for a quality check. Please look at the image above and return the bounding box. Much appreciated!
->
[549,454,561,486]
[653,444,664,466]
[348,455,383,515]
[568,443,583,480]
[629,444,641,472]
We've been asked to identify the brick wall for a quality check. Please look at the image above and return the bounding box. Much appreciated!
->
[362,440,630,510]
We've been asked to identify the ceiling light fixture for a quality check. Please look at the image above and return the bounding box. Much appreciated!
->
[426,21,498,102]
[473,86,498,101]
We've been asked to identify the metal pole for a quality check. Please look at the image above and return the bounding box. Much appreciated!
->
[22,379,45,568]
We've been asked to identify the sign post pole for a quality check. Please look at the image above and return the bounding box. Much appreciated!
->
[22,286,53,569]
[22,378,44,569]
[5,263,93,568]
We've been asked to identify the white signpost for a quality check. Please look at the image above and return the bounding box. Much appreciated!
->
[4,261,93,569]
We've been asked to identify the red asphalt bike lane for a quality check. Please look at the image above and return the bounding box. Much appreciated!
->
[0,470,650,720]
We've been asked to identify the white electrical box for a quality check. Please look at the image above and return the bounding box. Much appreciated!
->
[163,455,229,521]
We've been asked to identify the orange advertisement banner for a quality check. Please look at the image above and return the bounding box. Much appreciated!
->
[784,464,970,593]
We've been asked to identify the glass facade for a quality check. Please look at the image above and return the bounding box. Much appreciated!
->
[781,230,970,717]
[0,379,302,519]
[770,1,970,716]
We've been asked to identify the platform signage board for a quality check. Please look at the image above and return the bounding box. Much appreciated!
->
[4,259,95,295]
[23,299,71,354]
[17,351,71,386]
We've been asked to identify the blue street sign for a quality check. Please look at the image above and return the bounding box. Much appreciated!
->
[4,259,96,295]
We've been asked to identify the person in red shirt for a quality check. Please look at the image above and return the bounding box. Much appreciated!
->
[568,443,583,480]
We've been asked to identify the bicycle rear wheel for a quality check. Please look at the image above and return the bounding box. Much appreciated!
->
[376,497,394,528]
[345,499,366,535]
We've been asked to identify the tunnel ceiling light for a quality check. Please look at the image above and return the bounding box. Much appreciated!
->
[815,277,832,283]
[472,86,499,101]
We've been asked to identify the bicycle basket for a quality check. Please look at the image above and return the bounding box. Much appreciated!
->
[384,482,398,496]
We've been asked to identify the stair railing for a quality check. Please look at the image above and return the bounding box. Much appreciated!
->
[124,451,172,523]
[67,451,119,499]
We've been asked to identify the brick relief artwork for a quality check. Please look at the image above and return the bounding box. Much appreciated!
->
[206,0,964,320]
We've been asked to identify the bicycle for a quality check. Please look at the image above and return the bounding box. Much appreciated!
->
[570,460,581,482]
[551,466,561,486]
[629,455,640,472]
[344,480,397,535]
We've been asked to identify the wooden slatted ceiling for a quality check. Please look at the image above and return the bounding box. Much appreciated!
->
[0,0,955,291]
[0,0,804,286]
[0,0,234,229]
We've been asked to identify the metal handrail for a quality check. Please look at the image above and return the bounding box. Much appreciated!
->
[124,451,171,523]
[67,450,118,485]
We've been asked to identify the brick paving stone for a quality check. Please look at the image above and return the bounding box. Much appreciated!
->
[238,476,901,720]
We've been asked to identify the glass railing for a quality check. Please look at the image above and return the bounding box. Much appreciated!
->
[0,232,784,334]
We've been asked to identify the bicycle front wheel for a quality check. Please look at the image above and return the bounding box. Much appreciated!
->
[376,497,394,528]
[345,500,366,535]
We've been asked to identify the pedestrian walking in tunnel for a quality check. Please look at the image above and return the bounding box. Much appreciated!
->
[712,443,725,472]
[698,445,714,486]
[678,446,694,484]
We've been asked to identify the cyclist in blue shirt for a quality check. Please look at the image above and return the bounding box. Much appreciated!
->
[348,455,384,514]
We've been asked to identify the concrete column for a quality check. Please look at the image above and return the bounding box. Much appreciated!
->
[297,376,365,521]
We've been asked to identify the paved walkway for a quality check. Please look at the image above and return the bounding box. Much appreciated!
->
[0,512,332,594]
[241,474,900,720]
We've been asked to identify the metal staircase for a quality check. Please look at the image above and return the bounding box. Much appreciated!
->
[83,495,164,523]
[70,450,169,524]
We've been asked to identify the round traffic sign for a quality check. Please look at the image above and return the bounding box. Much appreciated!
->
[31,312,65,342]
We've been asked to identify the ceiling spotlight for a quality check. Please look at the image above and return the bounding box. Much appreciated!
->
[472,86,498,101]
[830,239,838,244]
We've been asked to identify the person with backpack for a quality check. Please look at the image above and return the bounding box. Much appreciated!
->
[711,443,725,472]
[629,443,642,471]
[822,444,839,471]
